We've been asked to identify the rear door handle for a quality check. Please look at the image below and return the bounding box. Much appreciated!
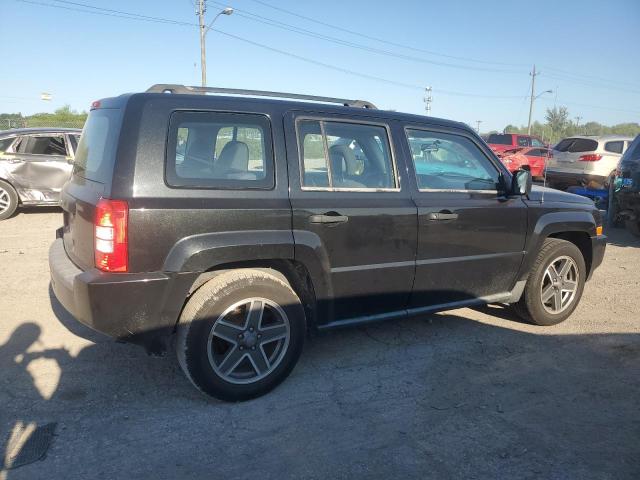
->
[427,211,458,221]
[309,212,349,224]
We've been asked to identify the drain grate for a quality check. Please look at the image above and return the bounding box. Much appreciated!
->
[3,422,57,470]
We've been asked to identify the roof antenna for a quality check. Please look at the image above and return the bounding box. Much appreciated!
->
[542,126,552,204]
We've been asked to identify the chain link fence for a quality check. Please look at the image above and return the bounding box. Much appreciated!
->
[0,119,85,130]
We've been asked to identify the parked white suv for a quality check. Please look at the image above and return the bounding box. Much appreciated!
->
[546,135,633,190]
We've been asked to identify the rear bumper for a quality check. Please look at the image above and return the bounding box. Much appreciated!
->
[546,170,606,188]
[589,234,607,280]
[49,238,195,355]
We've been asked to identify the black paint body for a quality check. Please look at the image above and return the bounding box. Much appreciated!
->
[49,92,606,354]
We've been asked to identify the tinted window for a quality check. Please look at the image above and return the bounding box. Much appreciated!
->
[0,137,15,152]
[621,136,640,163]
[568,138,598,152]
[531,138,544,147]
[554,138,574,151]
[528,149,547,157]
[16,135,67,155]
[517,136,531,147]
[604,141,624,154]
[69,134,80,152]
[487,134,512,145]
[298,120,397,190]
[406,129,500,191]
[74,109,120,183]
[166,111,273,189]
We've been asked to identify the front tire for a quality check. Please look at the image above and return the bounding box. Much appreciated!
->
[176,269,306,401]
[513,238,586,326]
[0,179,18,220]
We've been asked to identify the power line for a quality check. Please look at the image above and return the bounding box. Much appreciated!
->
[540,72,640,95]
[246,0,528,68]
[208,1,524,74]
[14,0,526,99]
[12,0,639,113]
[540,65,640,90]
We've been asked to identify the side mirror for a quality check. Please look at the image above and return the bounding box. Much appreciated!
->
[511,167,532,196]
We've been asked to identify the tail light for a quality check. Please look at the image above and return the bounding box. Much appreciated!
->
[579,154,602,162]
[95,198,128,272]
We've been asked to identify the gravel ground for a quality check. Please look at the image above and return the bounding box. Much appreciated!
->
[1,209,639,479]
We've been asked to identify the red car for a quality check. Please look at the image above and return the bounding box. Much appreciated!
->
[486,133,547,154]
[496,147,551,178]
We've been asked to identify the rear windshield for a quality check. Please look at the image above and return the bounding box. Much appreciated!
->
[554,138,598,153]
[487,134,512,145]
[73,109,120,183]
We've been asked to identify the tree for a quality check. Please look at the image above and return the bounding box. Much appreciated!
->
[545,106,569,137]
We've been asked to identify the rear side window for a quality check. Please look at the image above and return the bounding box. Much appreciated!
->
[74,109,120,183]
[297,119,397,190]
[16,135,68,155]
[0,137,15,152]
[604,141,624,154]
[166,111,273,189]
[487,134,512,145]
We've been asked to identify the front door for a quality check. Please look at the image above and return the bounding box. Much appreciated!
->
[4,133,73,203]
[402,125,528,308]
[285,112,417,323]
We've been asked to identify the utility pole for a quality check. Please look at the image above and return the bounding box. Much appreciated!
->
[423,86,432,116]
[527,64,538,135]
[197,0,207,87]
[475,120,482,133]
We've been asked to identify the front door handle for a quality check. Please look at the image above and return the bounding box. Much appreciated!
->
[427,211,458,221]
[309,212,349,224]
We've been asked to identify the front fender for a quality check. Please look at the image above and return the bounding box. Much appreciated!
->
[518,209,597,281]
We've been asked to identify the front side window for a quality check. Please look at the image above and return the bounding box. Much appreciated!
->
[531,138,544,147]
[16,135,68,156]
[517,136,531,147]
[298,119,397,190]
[406,129,500,191]
[167,112,273,189]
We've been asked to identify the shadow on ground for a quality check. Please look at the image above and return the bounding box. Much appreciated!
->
[1,296,639,479]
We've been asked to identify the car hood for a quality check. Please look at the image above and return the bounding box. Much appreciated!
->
[527,185,593,205]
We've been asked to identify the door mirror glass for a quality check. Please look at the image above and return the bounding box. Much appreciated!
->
[511,168,532,196]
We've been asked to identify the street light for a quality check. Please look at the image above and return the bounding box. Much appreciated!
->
[198,3,233,87]
[527,89,552,135]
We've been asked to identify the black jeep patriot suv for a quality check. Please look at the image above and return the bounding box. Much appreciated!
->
[50,84,606,401]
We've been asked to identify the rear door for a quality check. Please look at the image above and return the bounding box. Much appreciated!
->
[62,108,121,269]
[552,138,599,173]
[285,111,417,322]
[401,124,527,308]
[4,133,72,203]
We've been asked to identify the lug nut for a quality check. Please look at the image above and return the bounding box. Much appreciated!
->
[249,327,254,332]
[239,346,244,350]
[251,346,256,350]
[238,334,244,339]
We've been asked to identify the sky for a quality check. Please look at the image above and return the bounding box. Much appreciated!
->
[1,0,639,131]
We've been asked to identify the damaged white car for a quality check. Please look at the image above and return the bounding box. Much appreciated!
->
[0,128,81,220]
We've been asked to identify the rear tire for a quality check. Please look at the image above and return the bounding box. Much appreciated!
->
[0,179,18,220]
[176,269,306,401]
[513,238,586,326]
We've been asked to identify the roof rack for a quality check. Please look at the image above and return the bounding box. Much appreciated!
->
[145,84,377,109]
